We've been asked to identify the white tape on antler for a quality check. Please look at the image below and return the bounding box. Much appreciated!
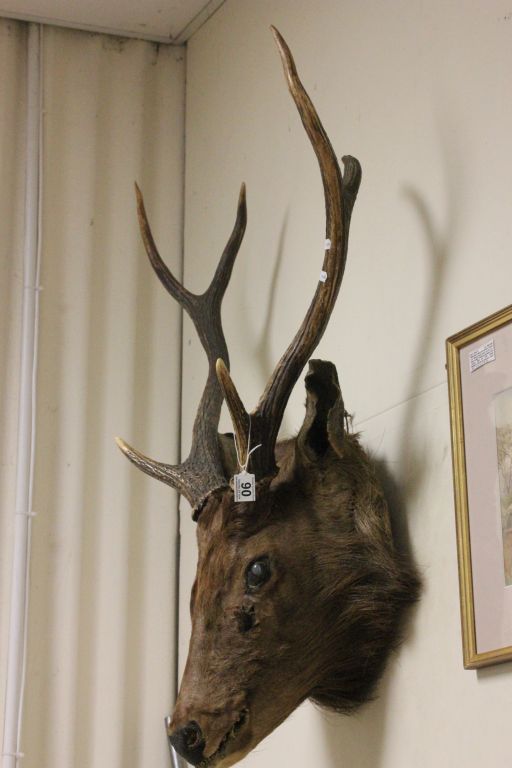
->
[324,238,331,250]
[319,270,328,283]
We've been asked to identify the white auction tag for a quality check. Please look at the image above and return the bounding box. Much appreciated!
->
[469,339,495,373]
[234,471,256,502]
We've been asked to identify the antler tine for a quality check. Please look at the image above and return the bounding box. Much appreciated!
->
[216,359,250,466]
[117,184,247,513]
[207,183,247,304]
[115,437,192,496]
[135,183,194,312]
[221,28,361,480]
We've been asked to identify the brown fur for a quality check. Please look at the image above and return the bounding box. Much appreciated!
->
[170,362,420,768]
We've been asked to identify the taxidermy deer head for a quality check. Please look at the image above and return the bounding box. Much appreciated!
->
[116,27,419,768]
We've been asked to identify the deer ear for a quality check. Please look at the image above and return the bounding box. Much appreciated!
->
[296,359,345,461]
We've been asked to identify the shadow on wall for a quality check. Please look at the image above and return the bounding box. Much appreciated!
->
[318,178,455,766]
[229,210,294,436]
[380,184,453,551]
[253,211,289,394]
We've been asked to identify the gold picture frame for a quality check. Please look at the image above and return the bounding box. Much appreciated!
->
[447,304,512,668]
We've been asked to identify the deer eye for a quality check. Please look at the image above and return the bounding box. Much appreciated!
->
[246,557,271,590]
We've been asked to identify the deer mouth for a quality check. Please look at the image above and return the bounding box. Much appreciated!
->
[200,709,249,767]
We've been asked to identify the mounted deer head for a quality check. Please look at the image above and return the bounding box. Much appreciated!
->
[116,27,420,768]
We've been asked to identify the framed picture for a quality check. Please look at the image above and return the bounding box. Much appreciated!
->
[447,305,512,668]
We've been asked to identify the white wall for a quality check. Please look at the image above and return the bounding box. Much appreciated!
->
[1,22,185,768]
[181,1,512,766]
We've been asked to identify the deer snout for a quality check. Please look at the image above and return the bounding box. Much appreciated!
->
[169,720,205,766]
[169,703,250,767]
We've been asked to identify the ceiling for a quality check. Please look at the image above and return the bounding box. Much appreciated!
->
[0,0,226,43]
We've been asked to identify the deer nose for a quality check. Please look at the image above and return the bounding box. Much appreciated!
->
[169,720,205,766]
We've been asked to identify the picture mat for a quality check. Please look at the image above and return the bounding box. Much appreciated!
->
[493,387,512,586]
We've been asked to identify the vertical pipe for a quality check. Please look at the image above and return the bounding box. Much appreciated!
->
[2,22,42,768]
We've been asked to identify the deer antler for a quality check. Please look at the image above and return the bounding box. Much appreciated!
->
[116,182,247,513]
[217,27,361,480]
[117,28,361,509]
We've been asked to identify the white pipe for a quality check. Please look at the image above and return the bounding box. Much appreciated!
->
[2,22,42,768]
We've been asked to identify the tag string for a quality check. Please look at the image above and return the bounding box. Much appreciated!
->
[233,415,262,474]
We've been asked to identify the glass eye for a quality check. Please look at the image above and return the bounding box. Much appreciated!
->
[246,557,271,590]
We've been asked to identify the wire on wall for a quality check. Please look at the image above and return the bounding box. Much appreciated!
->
[2,22,43,768]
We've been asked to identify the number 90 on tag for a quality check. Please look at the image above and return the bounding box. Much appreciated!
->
[234,471,256,502]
